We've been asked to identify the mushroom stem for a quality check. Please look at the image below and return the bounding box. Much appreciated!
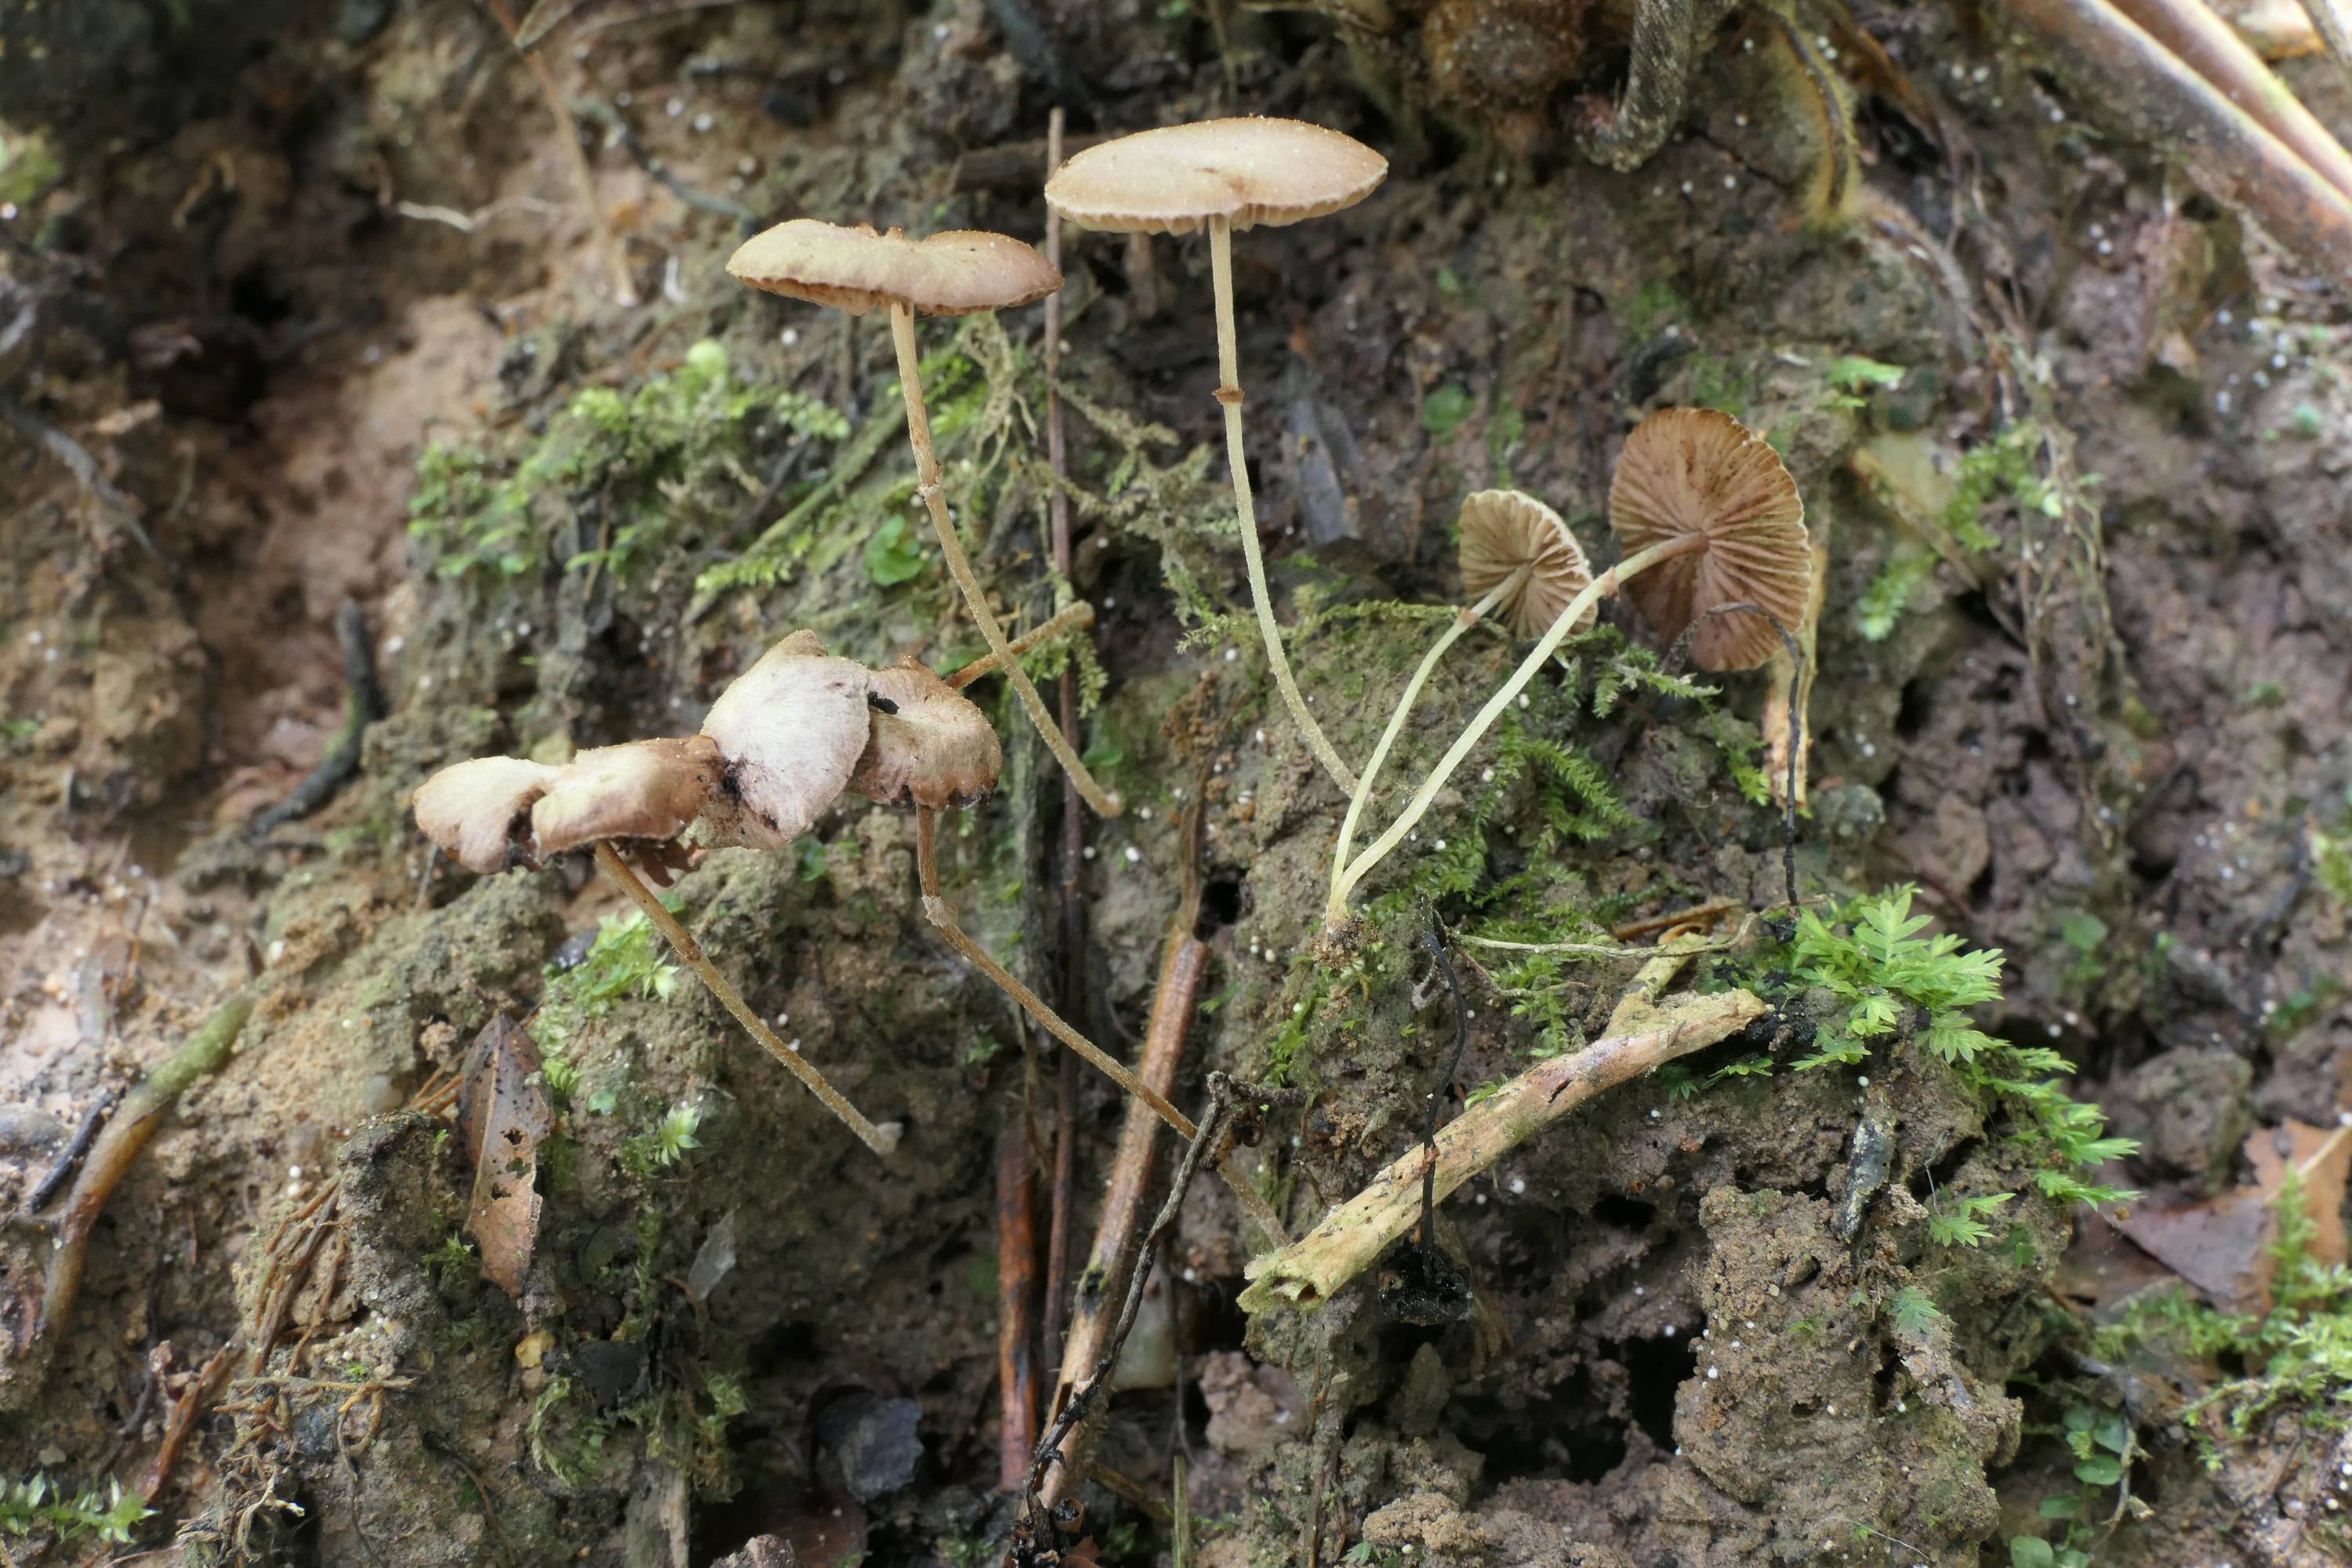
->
[1326,533,1708,922]
[592,843,899,1156]
[942,600,1098,691]
[913,808,1196,1139]
[887,303,1124,818]
[1207,215,1361,796]
[1328,564,1529,915]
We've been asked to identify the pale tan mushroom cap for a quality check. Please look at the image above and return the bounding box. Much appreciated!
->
[1457,489,1595,640]
[725,220,1062,317]
[696,630,873,849]
[414,756,564,876]
[530,735,724,859]
[850,657,1005,811]
[1609,408,1811,672]
[1044,118,1387,234]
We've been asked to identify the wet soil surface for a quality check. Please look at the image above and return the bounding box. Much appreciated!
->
[1,2,2349,1565]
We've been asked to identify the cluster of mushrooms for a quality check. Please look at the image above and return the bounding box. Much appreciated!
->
[411,114,1813,1155]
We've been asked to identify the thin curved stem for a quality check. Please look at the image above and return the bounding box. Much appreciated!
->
[1208,216,1359,795]
[942,599,1096,691]
[594,843,898,1156]
[1327,568,1526,916]
[889,303,1123,818]
[915,809,1196,1139]
[1327,534,1706,921]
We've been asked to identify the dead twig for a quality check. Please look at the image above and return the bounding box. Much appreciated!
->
[143,1341,238,1499]
[2104,0,2352,200]
[942,601,1098,690]
[24,1086,122,1214]
[996,1118,1042,1492]
[1237,986,1766,1313]
[1991,0,2352,278]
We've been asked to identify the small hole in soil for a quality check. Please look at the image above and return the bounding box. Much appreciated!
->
[1619,1329,1698,1450]
[1198,876,1244,932]
[230,260,296,326]
[1894,677,1936,739]
[1458,1363,1629,1483]
[746,1317,824,1375]
[1592,1193,1657,1232]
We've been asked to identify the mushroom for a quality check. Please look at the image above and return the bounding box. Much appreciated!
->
[530,735,724,862]
[694,628,874,849]
[839,656,1193,1138]
[1328,491,1593,907]
[725,220,1123,821]
[1609,406,1811,672]
[1045,118,1388,794]
[850,656,1004,810]
[1322,409,1810,925]
[413,756,564,876]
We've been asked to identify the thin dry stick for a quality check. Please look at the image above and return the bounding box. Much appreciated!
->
[996,1118,1041,1491]
[1207,214,1359,794]
[481,0,635,305]
[1991,0,2352,277]
[1458,914,1761,960]
[1043,906,1210,1438]
[143,1341,238,1499]
[942,601,1096,691]
[592,844,898,1156]
[2296,0,2352,98]
[1236,985,1766,1312]
[1025,1076,1236,1515]
[915,810,1193,1137]
[1041,103,1087,1384]
[2103,0,2352,200]
[888,303,1123,818]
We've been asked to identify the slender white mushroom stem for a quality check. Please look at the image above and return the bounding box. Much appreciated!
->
[1326,533,1708,922]
[942,600,1097,691]
[914,808,1196,1139]
[887,303,1124,818]
[1327,564,1529,913]
[1207,214,1360,795]
[592,843,899,1156]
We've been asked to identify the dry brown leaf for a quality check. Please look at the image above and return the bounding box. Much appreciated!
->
[2117,1117,2350,1312]
[454,1014,554,1299]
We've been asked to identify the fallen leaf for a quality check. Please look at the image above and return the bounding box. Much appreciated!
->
[453,1014,553,1298]
[2116,1117,2350,1312]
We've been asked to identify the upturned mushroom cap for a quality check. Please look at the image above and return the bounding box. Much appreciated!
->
[1609,408,1811,671]
[1044,118,1387,235]
[725,220,1062,317]
[414,756,564,876]
[849,657,1005,811]
[530,735,725,859]
[1457,489,1595,640]
[696,630,873,849]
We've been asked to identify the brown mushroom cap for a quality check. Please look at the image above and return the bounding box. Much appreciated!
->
[531,735,725,860]
[849,657,1005,811]
[695,630,873,849]
[725,220,1062,317]
[1044,118,1387,235]
[1457,489,1595,640]
[413,756,564,876]
[1609,407,1811,672]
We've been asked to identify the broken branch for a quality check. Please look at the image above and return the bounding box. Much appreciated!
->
[1236,986,1766,1314]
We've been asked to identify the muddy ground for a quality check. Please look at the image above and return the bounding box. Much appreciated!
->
[2,0,2350,1565]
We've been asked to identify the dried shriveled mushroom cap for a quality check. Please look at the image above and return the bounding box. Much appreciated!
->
[1610,408,1811,671]
[1457,489,1595,640]
[850,657,1004,810]
[725,220,1062,317]
[531,735,725,859]
[414,757,564,876]
[1044,118,1388,234]
[696,630,873,849]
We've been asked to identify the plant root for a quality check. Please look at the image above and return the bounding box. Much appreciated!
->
[1236,985,1766,1313]
[252,598,383,836]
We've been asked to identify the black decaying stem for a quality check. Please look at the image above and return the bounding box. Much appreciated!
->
[252,597,383,836]
[1663,602,1805,909]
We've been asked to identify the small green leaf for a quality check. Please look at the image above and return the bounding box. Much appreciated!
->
[862,516,928,586]
[2038,1495,2081,1519]
[2074,1455,2123,1487]
[1421,383,1475,439]
[2009,1536,2056,1568]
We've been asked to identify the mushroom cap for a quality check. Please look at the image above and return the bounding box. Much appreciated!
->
[725,220,1062,317]
[1609,407,1811,671]
[696,630,873,849]
[530,735,725,859]
[1457,489,1595,640]
[1044,118,1387,235]
[413,756,564,876]
[849,657,1005,811]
